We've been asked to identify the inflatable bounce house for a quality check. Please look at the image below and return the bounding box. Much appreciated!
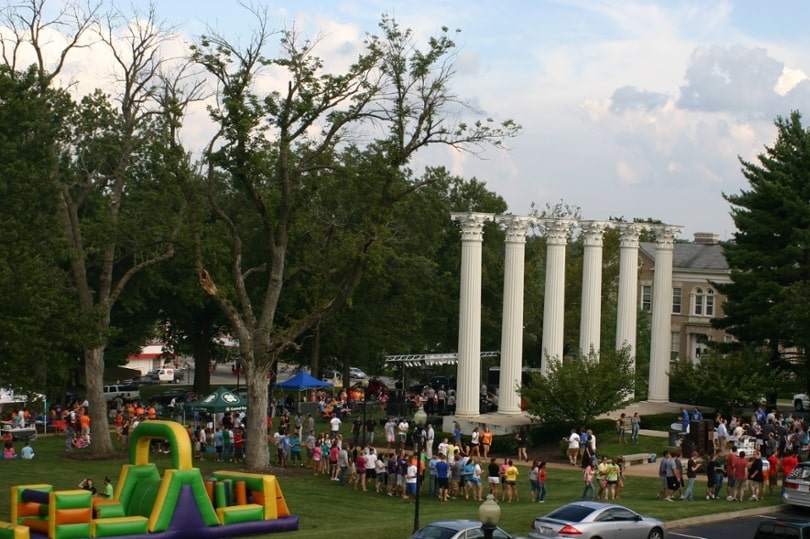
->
[1,420,298,539]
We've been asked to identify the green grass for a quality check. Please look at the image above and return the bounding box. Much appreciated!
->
[1,423,782,539]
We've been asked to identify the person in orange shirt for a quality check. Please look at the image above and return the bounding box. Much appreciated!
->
[114,411,124,439]
[79,411,91,435]
[480,426,493,459]
[147,406,157,420]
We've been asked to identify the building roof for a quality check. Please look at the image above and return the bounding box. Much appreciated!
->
[640,242,728,272]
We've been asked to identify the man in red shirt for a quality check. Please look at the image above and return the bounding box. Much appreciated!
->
[781,450,799,497]
[767,450,780,496]
[732,451,749,501]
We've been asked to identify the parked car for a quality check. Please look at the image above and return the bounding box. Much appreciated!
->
[754,518,810,539]
[102,384,140,403]
[794,393,810,411]
[783,461,810,508]
[528,501,666,539]
[130,375,159,386]
[150,389,194,406]
[409,519,513,539]
[349,367,368,379]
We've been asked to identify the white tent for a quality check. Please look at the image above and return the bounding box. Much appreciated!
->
[0,388,45,405]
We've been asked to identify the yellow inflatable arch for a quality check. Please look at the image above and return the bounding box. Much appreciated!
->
[129,420,192,469]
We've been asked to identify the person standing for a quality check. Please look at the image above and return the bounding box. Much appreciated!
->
[384,417,396,449]
[712,449,726,500]
[481,426,493,459]
[329,413,342,438]
[617,413,627,443]
[732,450,749,501]
[683,451,701,501]
[630,412,641,444]
[425,423,435,458]
[581,458,595,500]
[606,458,620,500]
[529,460,540,502]
[767,448,780,496]
[749,450,764,500]
[487,457,500,500]
[781,450,799,497]
[337,444,349,485]
[436,453,451,502]
[504,459,519,503]
[405,455,418,501]
[516,427,528,462]
[537,461,548,503]
[470,427,481,457]
[565,429,580,465]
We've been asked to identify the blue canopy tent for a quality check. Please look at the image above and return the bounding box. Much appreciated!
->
[274,372,332,416]
[275,371,333,390]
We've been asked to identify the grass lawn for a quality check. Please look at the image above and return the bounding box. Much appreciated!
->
[0,416,784,539]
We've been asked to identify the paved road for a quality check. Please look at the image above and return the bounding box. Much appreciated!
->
[669,507,808,539]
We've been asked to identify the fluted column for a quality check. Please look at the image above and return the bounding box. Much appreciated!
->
[615,223,644,398]
[579,221,610,358]
[495,215,535,415]
[648,224,682,403]
[452,212,495,417]
[541,219,576,375]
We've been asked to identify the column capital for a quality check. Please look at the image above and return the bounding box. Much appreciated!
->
[651,224,683,249]
[451,212,495,241]
[540,218,577,245]
[496,215,536,243]
[615,222,647,248]
[579,220,611,247]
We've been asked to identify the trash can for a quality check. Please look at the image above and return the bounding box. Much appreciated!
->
[668,428,679,446]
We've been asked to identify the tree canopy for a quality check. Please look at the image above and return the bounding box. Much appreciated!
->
[519,348,635,427]
[714,111,810,382]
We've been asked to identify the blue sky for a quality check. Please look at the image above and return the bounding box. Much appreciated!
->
[41,1,810,239]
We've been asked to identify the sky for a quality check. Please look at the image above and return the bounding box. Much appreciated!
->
[23,0,810,240]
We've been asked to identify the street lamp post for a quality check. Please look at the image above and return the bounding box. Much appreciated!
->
[412,406,428,534]
[478,494,502,539]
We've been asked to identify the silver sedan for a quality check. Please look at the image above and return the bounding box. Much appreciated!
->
[529,501,666,539]
[783,461,810,508]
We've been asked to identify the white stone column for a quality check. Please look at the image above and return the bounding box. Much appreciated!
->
[540,219,576,375]
[648,224,682,403]
[615,223,644,398]
[579,221,610,358]
[452,212,495,417]
[495,215,535,415]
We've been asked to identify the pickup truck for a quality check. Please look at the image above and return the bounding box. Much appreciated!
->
[102,384,140,403]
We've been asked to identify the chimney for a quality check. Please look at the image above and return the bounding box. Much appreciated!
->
[693,232,719,245]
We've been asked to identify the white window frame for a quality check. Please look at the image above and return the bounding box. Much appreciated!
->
[641,285,652,313]
[672,287,682,315]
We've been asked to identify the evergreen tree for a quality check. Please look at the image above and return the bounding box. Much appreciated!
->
[715,111,810,382]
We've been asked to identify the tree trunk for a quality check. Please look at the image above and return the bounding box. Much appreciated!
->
[86,346,115,457]
[190,334,212,395]
[243,360,270,470]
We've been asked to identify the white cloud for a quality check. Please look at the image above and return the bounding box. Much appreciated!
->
[775,66,808,95]
[616,161,639,186]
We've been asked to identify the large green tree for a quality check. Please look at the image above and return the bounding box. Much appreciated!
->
[190,13,519,470]
[714,111,810,382]
[0,65,79,394]
[1,3,193,456]
[669,348,785,412]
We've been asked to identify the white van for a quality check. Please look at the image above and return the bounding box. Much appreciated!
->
[156,368,175,383]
